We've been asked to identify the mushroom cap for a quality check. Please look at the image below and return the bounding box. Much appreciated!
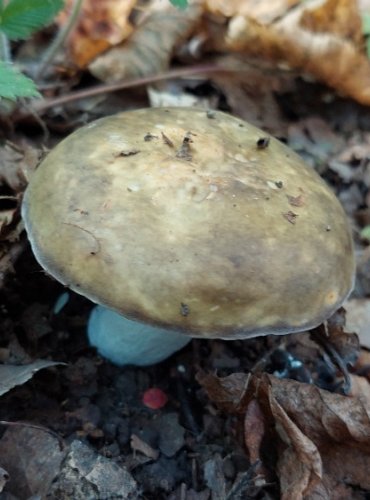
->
[22,107,355,339]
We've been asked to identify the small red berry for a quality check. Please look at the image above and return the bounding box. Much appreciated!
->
[142,387,168,409]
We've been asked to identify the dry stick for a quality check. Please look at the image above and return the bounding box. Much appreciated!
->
[14,64,232,120]
[35,0,84,81]
[310,326,352,395]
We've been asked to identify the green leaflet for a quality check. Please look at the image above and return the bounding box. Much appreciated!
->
[0,0,64,40]
[0,62,40,100]
[169,0,188,10]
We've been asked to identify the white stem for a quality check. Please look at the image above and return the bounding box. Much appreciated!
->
[87,305,191,366]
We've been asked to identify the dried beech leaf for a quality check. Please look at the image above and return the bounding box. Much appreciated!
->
[262,375,370,494]
[345,298,370,349]
[89,2,202,82]
[266,388,323,499]
[349,374,370,403]
[206,0,301,22]
[244,399,265,468]
[325,307,360,366]
[0,360,64,397]
[205,0,370,105]
[57,0,136,67]
[198,370,370,496]
[196,370,251,414]
[300,0,362,44]
[0,143,31,193]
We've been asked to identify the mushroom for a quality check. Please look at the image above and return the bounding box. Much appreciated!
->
[21,107,355,366]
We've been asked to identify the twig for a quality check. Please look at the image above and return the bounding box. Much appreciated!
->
[14,64,232,120]
[35,0,83,80]
[310,325,352,395]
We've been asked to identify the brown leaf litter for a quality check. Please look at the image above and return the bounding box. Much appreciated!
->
[198,369,370,499]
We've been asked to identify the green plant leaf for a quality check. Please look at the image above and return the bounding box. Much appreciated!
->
[363,13,370,36]
[0,62,40,100]
[0,0,64,40]
[360,225,370,243]
[169,0,188,9]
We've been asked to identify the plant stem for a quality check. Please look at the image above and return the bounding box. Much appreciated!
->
[0,33,11,62]
[35,0,83,80]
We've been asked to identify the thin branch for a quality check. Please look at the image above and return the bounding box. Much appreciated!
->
[35,0,83,80]
[15,64,230,120]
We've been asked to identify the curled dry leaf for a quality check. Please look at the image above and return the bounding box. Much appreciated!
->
[244,399,267,478]
[197,370,370,498]
[325,307,360,366]
[89,2,203,82]
[0,360,64,397]
[205,0,370,106]
[130,433,159,460]
[205,0,301,22]
[57,0,137,67]
[0,467,9,493]
[345,298,370,349]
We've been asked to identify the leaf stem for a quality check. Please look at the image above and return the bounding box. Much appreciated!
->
[0,32,11,62]
[35,0,83,80]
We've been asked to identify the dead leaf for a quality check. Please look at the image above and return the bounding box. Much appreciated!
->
[345,298,370,349]
[205,0,370,106]
[0,360,64,397]
[0,142,33,192]
[300,0,362,44]
[269,389,323,499]
[348,374,370,405]
[196,371,252,414]
[325,308,360,366]
[244,399,265,465]
[197,370,370,497]
[205,0,301,22]
[0,467,9,493]
[57,0,136,67]
[89,2,202,82]
[130,434,159,460]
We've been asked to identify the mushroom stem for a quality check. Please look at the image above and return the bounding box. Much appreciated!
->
[87,305,191,366]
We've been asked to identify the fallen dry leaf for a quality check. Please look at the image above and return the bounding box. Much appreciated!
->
[0,467,9,493]
[324,308,360,367]
[197,370,370,498]
[345,298,370,349]
[57,0,137,67]
[244,399,267,478]
[0,360,64,397]
[205,0,301,22]
[348,374,370,404]
[130,433,159,460]
[0,142,36,193]
[89,2,203,82]
[204,0,370,106]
